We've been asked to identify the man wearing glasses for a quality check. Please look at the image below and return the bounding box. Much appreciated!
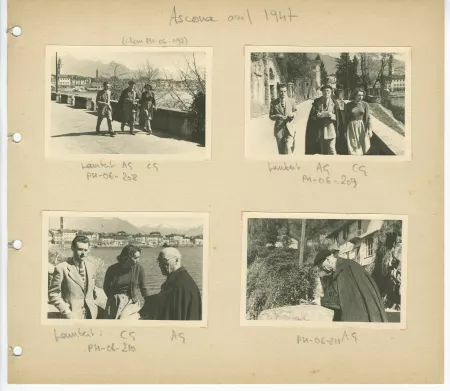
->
[143,247,202,321]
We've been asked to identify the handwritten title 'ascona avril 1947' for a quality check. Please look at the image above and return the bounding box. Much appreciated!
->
[169,6,299,25]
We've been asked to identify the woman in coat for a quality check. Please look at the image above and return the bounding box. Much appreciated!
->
[103,244,151,320]
[344,88,373,155]
[140,84,157,134]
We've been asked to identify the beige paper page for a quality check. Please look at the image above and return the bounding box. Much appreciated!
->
[7,0,444,384]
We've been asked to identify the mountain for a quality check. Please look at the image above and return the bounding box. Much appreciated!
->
[51,54,134,78]
[138,224,203,236]
[306,53,338,74]
[184,225,204,237]
[51,218,141,234]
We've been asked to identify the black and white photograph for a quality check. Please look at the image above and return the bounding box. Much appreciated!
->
[242,213,406,327]
[43,212,208,326]
[45,46,211,160]
[245,47,410,160]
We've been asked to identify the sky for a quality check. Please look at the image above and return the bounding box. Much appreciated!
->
[49,217,204,231]
[50,47,206,78]
[321,52,407,62]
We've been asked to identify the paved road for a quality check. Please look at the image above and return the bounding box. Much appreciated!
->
[246,99,405,158]
[50,102,205,156]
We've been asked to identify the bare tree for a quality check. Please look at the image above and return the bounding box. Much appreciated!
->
[163,53,206,111]
[371,53,390,90]
[134,60,160,93]
[107,61,130,89]
[359,53,392,93]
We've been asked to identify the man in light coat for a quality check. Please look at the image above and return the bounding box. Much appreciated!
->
[269,84,297,155]
[48,236,98,319]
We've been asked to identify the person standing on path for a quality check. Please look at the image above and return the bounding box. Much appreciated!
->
[305,85,345,155]
[269,84,297,155]
[118,80,139,135]
[140,84,157,134]
[95,82,115,137]
[344,88,373,155]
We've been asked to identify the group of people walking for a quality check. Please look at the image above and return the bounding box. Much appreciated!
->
[48,235,202,321]
[95,80,157,137]
[270,84,373,156]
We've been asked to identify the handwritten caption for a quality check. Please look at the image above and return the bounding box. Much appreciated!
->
[267,162,368,189]
[169,6,298,26]
[81,160,159,182]
[297,330,358,346]
[52,328,137,353]
[50,328,187,353]
[171,330,186,344]
[122,36,188,46]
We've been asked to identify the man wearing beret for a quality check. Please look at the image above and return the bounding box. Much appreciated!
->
[305,85,346,155]
[118,80,139,135]
[314,249,387,322]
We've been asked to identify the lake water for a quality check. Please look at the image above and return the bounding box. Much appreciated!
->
[90,246,203,295]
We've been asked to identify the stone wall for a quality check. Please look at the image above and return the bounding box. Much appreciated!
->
[52,93,198,142]
[258,304,334,321]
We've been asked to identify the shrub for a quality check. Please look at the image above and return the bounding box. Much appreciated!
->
[385,101,405,124]
[246,246,318,319]
[189,91,206,145]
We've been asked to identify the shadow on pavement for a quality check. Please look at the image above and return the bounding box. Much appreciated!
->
[59,106,206,147]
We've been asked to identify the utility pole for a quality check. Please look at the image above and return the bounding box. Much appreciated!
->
[55,52,58,93]
[298,219,306,267]
[60,217,64,250]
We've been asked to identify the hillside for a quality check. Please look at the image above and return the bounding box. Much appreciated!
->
[49,217,202,236]
[306,53,337,74]
[49,217,142,234]
[50,54,134,78]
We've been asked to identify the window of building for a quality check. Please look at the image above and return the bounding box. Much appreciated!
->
[357,220,362,230]
[366,237,374,257]
[269,68,275,80]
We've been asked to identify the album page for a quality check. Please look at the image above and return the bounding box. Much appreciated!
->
[7,0,444,384]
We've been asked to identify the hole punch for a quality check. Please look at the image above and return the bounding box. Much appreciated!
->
[12,133,22,143]
[9,240,23,250]
[10,26,22,37]
[12,346,23,356]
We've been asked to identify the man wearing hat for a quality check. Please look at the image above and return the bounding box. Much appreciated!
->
[269,84,297,155]
[118,80,139,135]
[313,249,388,322]
[305,84,345,155]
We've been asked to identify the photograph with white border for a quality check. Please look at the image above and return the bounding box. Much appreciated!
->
[245,47,411,161]
[45,45,212,161]
[241,213,406,329]
[43,211,208,327]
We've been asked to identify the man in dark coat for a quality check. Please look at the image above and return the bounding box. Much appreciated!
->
[305,85,347,155]
[314,249,388,322]
[118,80,139,135]
[143,247,202,321]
